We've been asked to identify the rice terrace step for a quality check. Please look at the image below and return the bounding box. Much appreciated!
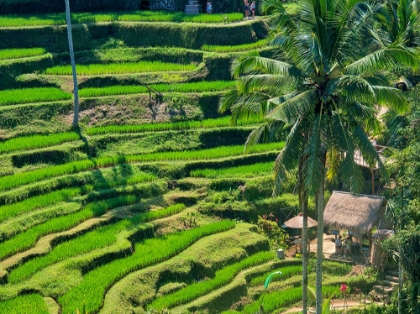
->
[0,1,417,314]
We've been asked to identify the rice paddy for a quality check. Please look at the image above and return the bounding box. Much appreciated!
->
[0,88,71,106]
[79,81,236,97]
[0,8,370,314]
[44,61,198,76]
[0,48,47,60]
[0,12,244,27]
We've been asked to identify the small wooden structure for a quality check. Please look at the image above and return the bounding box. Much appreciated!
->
[284,213,317,253]
[324,191,389,234]
[323,191,392,264]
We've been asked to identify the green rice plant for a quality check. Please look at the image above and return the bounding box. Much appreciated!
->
[59,220,235,314]
[0,187,82,223]
[0,170,157,220]
[0,142,283,192]
[190,162,274,178]
[79,81,236,98]
[86,116,261,135]
[201,39,269,53]
[113,12,244,23]
[0,132,79,154]
[0,87,71,106]
[0,179,165,243]
[0,194,144,260]
[149,251,274,310]
[8,220,127,283]
[0,202,82,241]
[8,204,186,283]
[0,294,49,314]
[0,12,243,27]
[0,167,157,207]
[224,285,339,314]
[44,61,197,76]
[0,48,47,60]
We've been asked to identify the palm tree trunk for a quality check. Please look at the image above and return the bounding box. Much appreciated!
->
[315,151,326,314]
[398,246,403,314]
[299,156,309,314]
[65,0,79,129]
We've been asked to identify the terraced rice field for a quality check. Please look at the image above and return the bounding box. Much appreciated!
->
[0,9,362,314]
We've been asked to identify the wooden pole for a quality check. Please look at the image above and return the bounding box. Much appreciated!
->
[371,169,374,195]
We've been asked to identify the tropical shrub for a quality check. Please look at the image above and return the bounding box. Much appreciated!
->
[256,214,288,249]
[243,176,274,201]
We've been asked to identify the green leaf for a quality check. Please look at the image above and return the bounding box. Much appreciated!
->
[263,271,282,289]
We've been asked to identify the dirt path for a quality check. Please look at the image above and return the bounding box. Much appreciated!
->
[281,299,372,313]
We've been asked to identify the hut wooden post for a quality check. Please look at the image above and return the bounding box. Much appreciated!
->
[371,169,375,195]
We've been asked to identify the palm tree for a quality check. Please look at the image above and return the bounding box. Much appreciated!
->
[65,0,79,129]
[220,0,418,312]
[375,0,420,48]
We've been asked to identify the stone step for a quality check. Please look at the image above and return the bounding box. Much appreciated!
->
[382,279,399,286]
[385,275,399,283]
[188,0,199,4]
[386,269,399,277]
[373,285,394,295]
[185,8,200,14]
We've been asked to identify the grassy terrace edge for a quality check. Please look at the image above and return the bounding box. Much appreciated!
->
[0,142,284,192]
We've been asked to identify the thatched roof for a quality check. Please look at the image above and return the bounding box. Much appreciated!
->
[324,191,388,234]
[284,213,318,229]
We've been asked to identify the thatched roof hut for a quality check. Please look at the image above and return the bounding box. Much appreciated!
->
[324,191,390,234]
[284,212,318,229]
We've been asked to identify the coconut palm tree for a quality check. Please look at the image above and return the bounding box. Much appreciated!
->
[220,0,418,312]
[375,0,420,48]
[65,0,79,129]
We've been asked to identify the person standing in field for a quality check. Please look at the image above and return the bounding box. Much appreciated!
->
[244,0,249,19]
[335,235,343,256]
[206,2,212,14]
[250,1,256,19]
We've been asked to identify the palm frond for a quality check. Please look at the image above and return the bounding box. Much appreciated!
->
[326,146,341,184]
[238,74,298,95]
[231,51,260,78]
[219,88,239,115]
[352,125,390,184]
[371,85,408,113]
[274,118,307,195]
[346,46,420,74]
[267,90,316,123]
[339,153,365,193]
[244,120,286,152]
